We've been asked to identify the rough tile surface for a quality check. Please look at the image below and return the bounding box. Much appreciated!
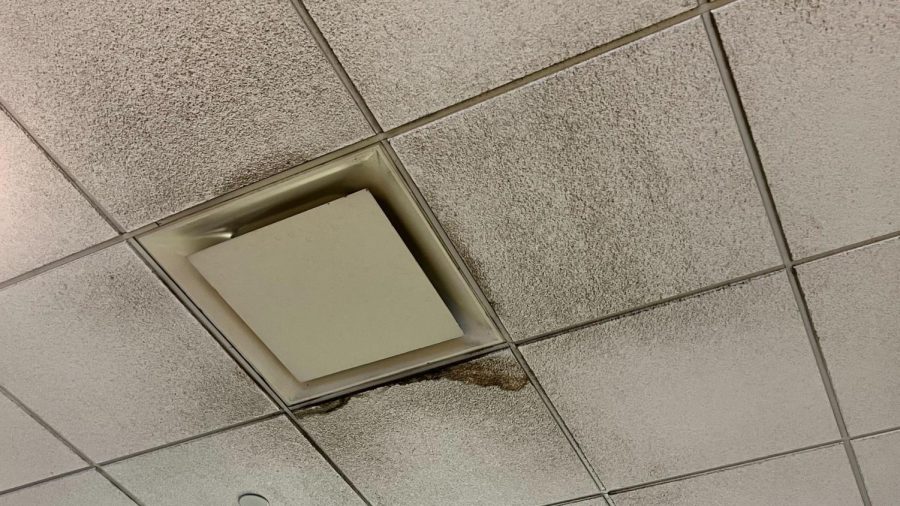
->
[854,430,900,505]
[0,394,85,491]
[0,110,114,281]
[106,416,362,506]
[306,0,691,128]
[0,0,371,229]
[297,351,598,506]
[0,471,133,506]
[0,244,274,461]
[614,445,861,506]
[798,237,900,435]
[394,20,779,340]
[716,0,900,257]
[522,273,838,488]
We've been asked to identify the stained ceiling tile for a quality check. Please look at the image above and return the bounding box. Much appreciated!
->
[715,0,900,258]
[0,244,274,461]
[0,393,85,491]
[0,110,114,282]
[306,0,691,128]
[0,0,372,229]
[393,19,780,340]
[853,430,900,505]
[613,445,861,506]
[296,351,598,506]
[797,237,900,435]
[521,273,838,488]
[0,471,133,506]
[105,416,363,506]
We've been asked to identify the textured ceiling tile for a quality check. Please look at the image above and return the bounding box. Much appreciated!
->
[613,445,861,506]
[0,0,371,229]
[0,471,133,506]
[521,273,838,488]
[0,394,86,491]
[715,0,900,258]
[393,20,779,340]
[853,430,900,505]
[296,351,598,506]
[797,237,900,436]
[105,416,362,506]
[0,244,274,461]
[0,110,114,282]
[306,0,692,128]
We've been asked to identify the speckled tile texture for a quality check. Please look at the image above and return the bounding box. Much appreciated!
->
[0,244,274,461]
[0,394,85,491]
[305,0,691,128]
[0,0,371,229]
[715,0,900,258]
[296,351,598,506]
[106,416,362,506]
[393,20,779,340]
[853,430,900,505]
[797,237,900,436]
[0,110,114,281]
[613,445,860,506]
[521,273,838,488]
[0,471,133,506]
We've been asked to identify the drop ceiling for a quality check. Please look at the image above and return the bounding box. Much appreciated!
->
[1,0,899,505]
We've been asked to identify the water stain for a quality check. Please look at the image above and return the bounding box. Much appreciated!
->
[293,354,528,418]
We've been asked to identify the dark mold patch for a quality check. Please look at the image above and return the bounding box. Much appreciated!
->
[293,397,350,419]
[400,354,529,391]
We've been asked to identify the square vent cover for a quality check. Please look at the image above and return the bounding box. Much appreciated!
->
[139,145,501,404]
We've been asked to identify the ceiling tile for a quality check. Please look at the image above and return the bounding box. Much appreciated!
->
[0,0,372,229]
[853,430,900,505]
[0,471,133,506]
[797,237,900,435]
[306,0,691,128]
[105,416,362,506]
[0,244,274,462]
[0,110,114,282]
[296,351,598,506]
[393,20,779,340]
[0,393,85,491]
[613,445,861,506]
[521,273,838,488]
[715,0,900,258]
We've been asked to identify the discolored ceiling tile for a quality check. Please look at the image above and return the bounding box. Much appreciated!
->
[393,19,779,340]
[0,244,275,462]
[105,416,363,506]
[521,273,837,488]
[0,0,372,229]
[0,110,114,282]
[715,0,900,257]
[0,393,86,491]
[797,236,900,435]
[305,0,692,128]
[296,351,598,506]
[0,471,134,506]
[613,445,861,506]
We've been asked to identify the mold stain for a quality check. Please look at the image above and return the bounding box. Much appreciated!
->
[293,354,528,418]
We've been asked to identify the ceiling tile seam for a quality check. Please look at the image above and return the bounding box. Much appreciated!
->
[543,491,611,506]
[0,100,125,234]
[0,385,144,505]
[849,424,900,443]
[383,139,608,494]
[0,466,91,497]
[95,412,282,468]
[516,265,784,348]
[285,0,383,134]
[125,239,374,506]
[606,439,845,496]
[701,12,873,506]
